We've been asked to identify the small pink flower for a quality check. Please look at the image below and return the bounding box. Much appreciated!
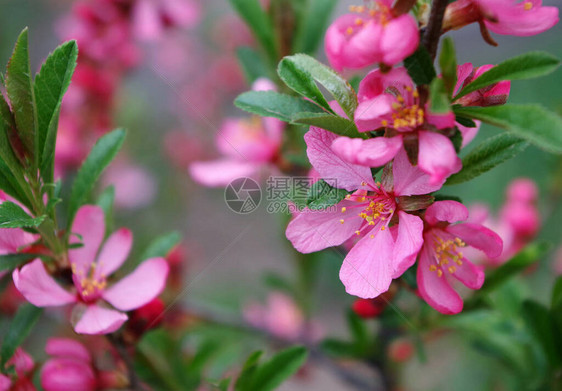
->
[132,0,201,42]
[454,63,511,107]
[417,201,503,314]
[189,79,283,187]
[286,127,443,298]
[443,0,559,37]
[0,348,35,391]
[332,67,461,184]
[325,2,419,70]
[41,338,96,391]
[13,206,169,335]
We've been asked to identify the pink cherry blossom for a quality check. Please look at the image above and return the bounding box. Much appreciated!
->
[286,127,444,298]
[417,201,503,314]
[189,78,283,187]
[41,338,97,391]
[443,0,559,37]
[332,67,461,185]
[244,293,321,341]
[13,205,169,335]
[325,2,419,70]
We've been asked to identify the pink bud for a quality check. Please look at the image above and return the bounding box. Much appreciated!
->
[501,201,540,239]
[40,358,96,391]
[506,178,538,203]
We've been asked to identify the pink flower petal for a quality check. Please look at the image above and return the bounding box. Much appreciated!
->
[425,200,469,225]
[392,148,443,196]
[454,63,474,96]
[305,127,375,191]
[446,222,503,259]
[69,206,105,277]
[332,136,402,167]
[417,131,462,185]
[13,259,76,307]
[73,305,128,335]
[189,159,258,187]
[41,358,96,391]
[95,228,132,278]
[416,246,463,314]
[45,338,91,363]
[286,201,363,253]
[452,257,485,290]
[457,121,480,148]
[392,212,424,278]
[132,0,163,41]
[0,229,37,254]
[339,228,394,298]
[379,14,419,66]
[355,95,396,132]
[102,258,169,311]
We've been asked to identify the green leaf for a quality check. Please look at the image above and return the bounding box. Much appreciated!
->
[404,45,436,86]
[4,28,37,161]
[0,159,31,209]
[236,47,271,83]
[480,242,550,294]
[454,104,562,154]
[278,54,358,120]
[551,277,562,310]
[234,351,263,391]
[446,133,528,185]
[347,310,369,347]
[248,346,307,391]
[306,179,350,210]
[278,57,333,112]
[0,253,38,272]
[291,112,363,138]
[68,129,126,224]
[140,231,182,260]
[454,51,560,100]
[320,339,357,357]
[96,185,115,234]
[235,90,326,121]
[522,300,560,367]
[439,37,457,96]
[292,0,337,54]
[0,201,45,228]
[429,78,450,114]
[229,0,278,63]
[34,40,78,182]
[1,304,42,367]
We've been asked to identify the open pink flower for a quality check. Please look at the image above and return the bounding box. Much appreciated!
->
[41,338,97,391]
[443,0,559,37]
[325,2,419,70]
[417,201,503,314]
[13,205,169,335]
[189,78,283,187]
[286,127,444,298]
[0,348,35,391]
[332,67,461,185]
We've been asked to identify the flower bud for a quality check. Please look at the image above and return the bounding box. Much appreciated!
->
[40,358,96,391]
[388,338,415,363]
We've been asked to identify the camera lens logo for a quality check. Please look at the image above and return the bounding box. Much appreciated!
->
[225,177,261,214]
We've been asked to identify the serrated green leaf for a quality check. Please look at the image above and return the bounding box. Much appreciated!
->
[140,231,182,260]
[34,40,78,183]
[68,129,126,225]
[306,179,350,210]
[404,45,436,86]
[235,90,326,121]
[446,133,528,185]
[279,54,357,119]
[278,57,334,112]
[236,47,271,84]
[439,37,457,96]
[454,51,560,100]
[4,28,37,162]
[0,253,39,272]
[292,0,337,54]
[291,112,363,138]
[454,104,562,154]
[248,346,307,391]
[479,242,550,294]
[1,303,42,367]
[0,201,45,228]
[229,0,278,63]
[429,78,450,114]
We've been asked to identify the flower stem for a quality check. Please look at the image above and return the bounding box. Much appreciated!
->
[107,333,144,390]
[422,0,449,59]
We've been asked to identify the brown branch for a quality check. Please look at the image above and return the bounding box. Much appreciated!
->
[107,333,145,391]
[422,0,450,59]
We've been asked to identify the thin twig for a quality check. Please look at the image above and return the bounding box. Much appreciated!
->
[422,0,449,59]
[107,333,144,391]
